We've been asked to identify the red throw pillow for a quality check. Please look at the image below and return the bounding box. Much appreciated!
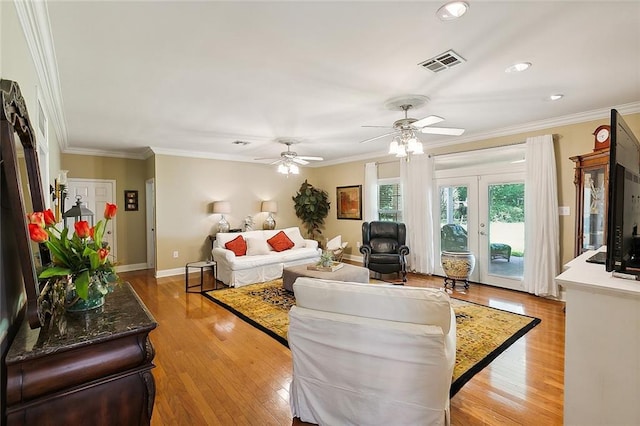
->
[225,235,247,256]
[267,231,294,252]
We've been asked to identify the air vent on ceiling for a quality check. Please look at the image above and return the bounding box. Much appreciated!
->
[418,49,466,73]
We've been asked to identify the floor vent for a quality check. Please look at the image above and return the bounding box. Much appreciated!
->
[418,49,466,73]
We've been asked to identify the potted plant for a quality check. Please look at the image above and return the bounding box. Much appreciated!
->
[292,179,330,240]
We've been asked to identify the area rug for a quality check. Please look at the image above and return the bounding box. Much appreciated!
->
[203,279,541,396]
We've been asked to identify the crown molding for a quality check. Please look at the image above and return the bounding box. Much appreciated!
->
[424,101,640,150]
[63,147,150,160]
[14,0,68,150]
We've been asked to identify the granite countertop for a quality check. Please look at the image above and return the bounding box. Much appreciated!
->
[6,282,157,363]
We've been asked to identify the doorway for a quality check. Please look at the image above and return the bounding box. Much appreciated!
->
[66,179,117,261]
[145,178,156,269]
[434,146,526,290]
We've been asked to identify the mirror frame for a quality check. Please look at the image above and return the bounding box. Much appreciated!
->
[1,79,48,328]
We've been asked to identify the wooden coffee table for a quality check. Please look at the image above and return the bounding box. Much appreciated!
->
[283,263,370,292]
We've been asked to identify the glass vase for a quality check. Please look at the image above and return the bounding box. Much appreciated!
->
[65,275,106,312]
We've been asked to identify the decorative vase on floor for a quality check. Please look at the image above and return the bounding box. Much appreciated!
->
[441,251,476,289]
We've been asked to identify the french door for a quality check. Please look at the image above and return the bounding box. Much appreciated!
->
[435,173,525,291]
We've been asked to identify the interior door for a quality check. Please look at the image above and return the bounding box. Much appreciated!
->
[478,174,525,291]
[145,178,156,269]
[66,179,117,261]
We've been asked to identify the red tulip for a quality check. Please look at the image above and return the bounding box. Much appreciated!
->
[74,221,91,238]
[98,248,109,263]
[90,226,95,240]
[26,212,45,228]
[104,203,117,219]
[43,209,56,226]
[28,223,48,243]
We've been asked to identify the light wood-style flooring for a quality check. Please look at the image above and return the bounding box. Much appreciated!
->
[122,268,565,426]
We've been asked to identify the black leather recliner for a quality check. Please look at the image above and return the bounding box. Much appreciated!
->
[359,221,410,283]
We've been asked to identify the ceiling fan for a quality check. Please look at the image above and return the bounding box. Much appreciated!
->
[360,101,465,145]
[255,140,323,174]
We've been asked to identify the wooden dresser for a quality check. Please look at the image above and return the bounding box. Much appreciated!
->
[5,283,157,425]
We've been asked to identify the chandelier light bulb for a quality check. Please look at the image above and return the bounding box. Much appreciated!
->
[389,140,399,154]
[277,164,288,174]
[413,142,424,155]
[395,144,407,158]
[290,164,299,174]
[407,136,418,153]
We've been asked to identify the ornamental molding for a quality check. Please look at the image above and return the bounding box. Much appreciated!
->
[13,0,68,149]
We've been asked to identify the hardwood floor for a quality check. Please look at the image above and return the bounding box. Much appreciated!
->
[122,268,565,425]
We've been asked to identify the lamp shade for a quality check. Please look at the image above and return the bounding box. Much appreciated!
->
[212,201,231,214]
[261,201,278,213]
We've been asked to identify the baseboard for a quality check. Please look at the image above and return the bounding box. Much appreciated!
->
[155,267,184,278]
[343,253,363,263]
[115,263,149,273]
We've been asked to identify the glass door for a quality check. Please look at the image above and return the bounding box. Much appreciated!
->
[434,177,479,283]
[478,174,525,291]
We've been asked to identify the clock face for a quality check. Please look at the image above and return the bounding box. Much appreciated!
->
[596,128,609,143]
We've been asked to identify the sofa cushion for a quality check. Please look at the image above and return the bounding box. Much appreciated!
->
[246,235,272,256]
[283,227,306,248]
[225,235,247,256]
[293,277,452,334]
[267,231,295,252]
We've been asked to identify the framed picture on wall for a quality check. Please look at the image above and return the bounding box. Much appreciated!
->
[336,185,362,220]
[124,190,138,211]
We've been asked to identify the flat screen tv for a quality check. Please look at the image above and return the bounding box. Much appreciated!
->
[606,109,640,276]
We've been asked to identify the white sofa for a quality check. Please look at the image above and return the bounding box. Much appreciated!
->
[289,277,456,426]
[211,227,321,287]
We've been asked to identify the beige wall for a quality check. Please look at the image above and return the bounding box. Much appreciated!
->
[57,112,640,275]
[61,154,148,266]
[154,155,314,270]
[311,113,640,267]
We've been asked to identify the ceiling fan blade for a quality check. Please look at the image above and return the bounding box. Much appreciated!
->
[254,157,280,161]
[420,127,466,136]
[292,158,309,165]
[412,115,444,128]
[269,159,284,165]
[297,156,324,161]
[359,131,398,144]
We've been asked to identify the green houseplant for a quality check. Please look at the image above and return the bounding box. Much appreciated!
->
[292,180,330,240]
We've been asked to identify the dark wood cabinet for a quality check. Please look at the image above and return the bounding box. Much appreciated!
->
[5,283,157,425]
[570,149,610,257]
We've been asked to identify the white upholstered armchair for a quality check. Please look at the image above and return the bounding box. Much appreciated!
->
[288,277,456,426]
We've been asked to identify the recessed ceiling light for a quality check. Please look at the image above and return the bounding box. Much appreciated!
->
[436,1,469,21]
[549,94,564,101]
[505,62,532,73]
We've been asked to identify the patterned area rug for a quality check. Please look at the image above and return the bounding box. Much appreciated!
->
[203,279,541,396]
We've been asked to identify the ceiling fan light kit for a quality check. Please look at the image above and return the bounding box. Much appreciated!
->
[360,96,464,160]
[255,140,323,175]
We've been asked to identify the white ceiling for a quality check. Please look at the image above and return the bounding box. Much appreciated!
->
[43,1,640,165]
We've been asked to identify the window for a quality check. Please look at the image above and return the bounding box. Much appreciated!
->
[378,178,402,221]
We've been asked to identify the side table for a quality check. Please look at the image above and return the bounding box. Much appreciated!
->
[185,260,218,293]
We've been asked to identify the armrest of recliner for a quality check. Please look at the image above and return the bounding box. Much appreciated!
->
[398,245,410,256]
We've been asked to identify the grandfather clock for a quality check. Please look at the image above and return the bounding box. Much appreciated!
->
[569,125,611,257]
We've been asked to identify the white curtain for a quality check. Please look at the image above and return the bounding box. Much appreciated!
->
[524,135,560,297]
[364,162,378,222]
[400,155,436,274]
